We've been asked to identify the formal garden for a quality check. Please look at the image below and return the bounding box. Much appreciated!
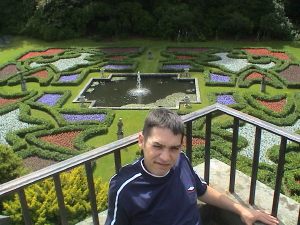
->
[0,38,299,224]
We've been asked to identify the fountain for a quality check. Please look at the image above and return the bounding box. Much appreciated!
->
[76,73,200,109]
[127,71,151,97]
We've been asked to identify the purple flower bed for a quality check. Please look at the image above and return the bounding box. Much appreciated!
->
[210,73,230,82]
[103,64,132,70]
[37,94,62,106]
[162,64,191,70]
[59,74,79,82]
[62,113,106,122]
[216,95,236,105]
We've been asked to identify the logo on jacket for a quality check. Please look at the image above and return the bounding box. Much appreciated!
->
[187,186,195,192]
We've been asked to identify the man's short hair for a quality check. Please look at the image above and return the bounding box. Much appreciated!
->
[142,108,185,141]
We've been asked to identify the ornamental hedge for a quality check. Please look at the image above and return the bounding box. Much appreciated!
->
[205,69,236,87]
[238,69,284,89]
[25,125,108,158]
[244,92,296,118]
[7,67,55,87]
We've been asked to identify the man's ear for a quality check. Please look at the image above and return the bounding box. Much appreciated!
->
[138,132,144,148]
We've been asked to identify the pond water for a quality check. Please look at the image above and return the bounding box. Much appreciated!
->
[79,74,198,109]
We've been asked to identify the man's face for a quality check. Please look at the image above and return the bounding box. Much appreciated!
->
[138,127,182,176]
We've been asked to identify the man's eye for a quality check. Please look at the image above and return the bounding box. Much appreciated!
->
[153,145,162,149]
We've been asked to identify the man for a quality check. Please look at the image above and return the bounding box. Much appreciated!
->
[105,108,279,225]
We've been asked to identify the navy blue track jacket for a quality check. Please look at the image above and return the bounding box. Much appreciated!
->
[105,152,207,225]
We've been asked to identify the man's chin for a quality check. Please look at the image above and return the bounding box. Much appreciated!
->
[155,167,170,176]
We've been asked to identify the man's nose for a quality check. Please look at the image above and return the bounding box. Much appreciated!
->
[159,149,171,162]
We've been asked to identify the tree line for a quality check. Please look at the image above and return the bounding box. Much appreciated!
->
[0,0,299,41]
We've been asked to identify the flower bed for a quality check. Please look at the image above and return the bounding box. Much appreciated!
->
[182,137,205,147]
[62,113,106,122]
[245,72,270,80]
[243,48,289,61]
[40,130,80,149]
[209,52,275,72]
[30,53,92,71]
[109,56,127,61]
[0,64,19,80]
[167,47,208,53]
[176,55,195,60]
[31,70,49,79]
[19,48,65,61]
[37,94,62,106]
[23,156,57,171]
[210,73,230,82]
[238,69,284,89]
[58,74,79,82]
[216,94,236,105]
[227,120,300,163]
[103,64,132,70]
[278,65,300,83]
[0,109,34,145]
[257,98,287,112]
[162,64,191,71]
[0,97,21,106]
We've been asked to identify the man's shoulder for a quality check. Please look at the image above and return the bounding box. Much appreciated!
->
[110,159,142,189]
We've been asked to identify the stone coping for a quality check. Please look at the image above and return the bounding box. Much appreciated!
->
[193,159,299,225]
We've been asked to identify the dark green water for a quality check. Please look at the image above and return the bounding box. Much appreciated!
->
[82,74,196,107]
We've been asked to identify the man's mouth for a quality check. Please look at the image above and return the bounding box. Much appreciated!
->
[155,162,170,167]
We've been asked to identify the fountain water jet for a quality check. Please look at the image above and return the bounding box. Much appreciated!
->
[128,71,151,97]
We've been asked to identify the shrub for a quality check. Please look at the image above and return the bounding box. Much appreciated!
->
[3,167,108,225]
[0,145,24,184]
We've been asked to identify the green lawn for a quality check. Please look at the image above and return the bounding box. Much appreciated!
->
[1,36,300,182]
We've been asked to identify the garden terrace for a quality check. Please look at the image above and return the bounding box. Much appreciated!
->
[0,104,299,225]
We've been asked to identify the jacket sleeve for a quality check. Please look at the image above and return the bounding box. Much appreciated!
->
[104,176,130,225]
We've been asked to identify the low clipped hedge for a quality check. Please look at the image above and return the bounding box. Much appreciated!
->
[284,169,300,202]
[25,125,108,158]
[22,49,101,74]
[0,90,37,107]
[208,91,247,110]
[7,67,55,86]
[58,108,115,127]
[244,92,296,118]
[238,69,284,89]
[101,61,138,73]
[158,60,204,72]
[50,68,89,86]
[0,62,23,85]
[100,47,144,56]
[246,106,298,126]
[27,101,115,127]
[205,69,236,87]
[242,92,299,126]
[295,93,300,114]
[14,47,68,62]
[267,143,300,201]
[0,101,50,152]
[30,90,71,108]
[17,146,70,161]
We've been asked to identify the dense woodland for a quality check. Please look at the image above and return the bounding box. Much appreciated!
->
[0,0,299,41]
